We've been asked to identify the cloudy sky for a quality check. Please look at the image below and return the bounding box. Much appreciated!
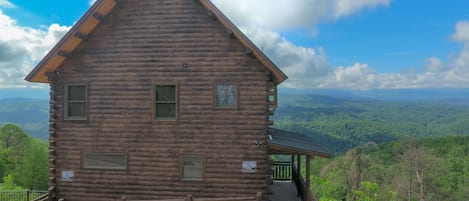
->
[1,0,469,90]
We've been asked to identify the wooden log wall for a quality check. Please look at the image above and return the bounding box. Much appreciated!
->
[52,0,274,200]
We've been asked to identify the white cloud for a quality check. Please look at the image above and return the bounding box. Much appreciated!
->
[452,21,469,43]
[212,0,389,32]
[425,57,445,72]
[334,0,390,19]
[0,0,14,8]
[239,22,469,89]
[319,20,469,89]
[213,1,469,89]
[242,29,330,88]
[89,0,97,6]
[0,10,70,88]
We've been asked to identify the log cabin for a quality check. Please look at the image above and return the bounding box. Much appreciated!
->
[25,0,331,201]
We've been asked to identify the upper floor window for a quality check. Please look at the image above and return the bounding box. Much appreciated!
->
[154,85,177,120]
[215,83,238,108]
[65,84,87,120]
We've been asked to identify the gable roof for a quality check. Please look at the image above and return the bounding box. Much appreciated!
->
[25,0,288,84]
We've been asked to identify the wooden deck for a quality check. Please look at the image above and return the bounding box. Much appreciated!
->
[271,181,302,201]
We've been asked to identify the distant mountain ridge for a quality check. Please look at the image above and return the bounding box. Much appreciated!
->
[0,98,49,139]
[281,88,469,105]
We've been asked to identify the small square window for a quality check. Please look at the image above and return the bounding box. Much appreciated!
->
[215,84,237,108]
[82,153,127,170]
[65,84,87,120]
[181,156,204,181]
[154,85,177,120]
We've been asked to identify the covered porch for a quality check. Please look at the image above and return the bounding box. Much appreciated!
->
[267,128,331,201]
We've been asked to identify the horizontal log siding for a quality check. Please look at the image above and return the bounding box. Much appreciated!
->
[53,0,270,200]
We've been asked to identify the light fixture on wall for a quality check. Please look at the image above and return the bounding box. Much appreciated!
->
[255,140,267,146]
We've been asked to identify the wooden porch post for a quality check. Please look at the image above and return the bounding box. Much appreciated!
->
[291,154,294,179]
[297,154,301,174]
[305,155,311,200]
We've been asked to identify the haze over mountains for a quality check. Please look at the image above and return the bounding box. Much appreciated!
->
[2,88,469,103]
[281,88,469,105]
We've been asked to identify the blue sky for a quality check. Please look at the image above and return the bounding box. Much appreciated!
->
[1,0,469,91]
[1,0,90,27]
[301,0,466,73]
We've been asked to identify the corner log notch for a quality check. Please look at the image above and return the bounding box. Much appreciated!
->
[46,71,59,201]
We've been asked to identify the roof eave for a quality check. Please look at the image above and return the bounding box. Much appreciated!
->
[25,0,118,83]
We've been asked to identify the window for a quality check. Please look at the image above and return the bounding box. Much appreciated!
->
[215,83,238,108]
[82,153,127,170]
[181,155,204,181]
[154,85,177,120]
[65,84,87,120]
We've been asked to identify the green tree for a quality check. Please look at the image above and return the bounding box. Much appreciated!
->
[0,124,49,190]
[0,175,25,190]
[353,182,379,201]
[0,124,32,181]
[15,140,48,190]
[0,124,30,151]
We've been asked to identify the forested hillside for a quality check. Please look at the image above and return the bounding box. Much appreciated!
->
[311,136,469,201]
[275,94,469,153]
[0,124,48,190]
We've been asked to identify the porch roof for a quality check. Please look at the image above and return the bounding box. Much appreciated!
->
[268,128,332,158]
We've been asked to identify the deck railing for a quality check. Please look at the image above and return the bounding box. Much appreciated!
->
[292,166,318,201]
[272,161,292,180]
[0,190,47,201]
[292,166,306,200]
[272,161,318,201]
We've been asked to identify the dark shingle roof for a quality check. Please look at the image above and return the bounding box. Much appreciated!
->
[268,128,331,158]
